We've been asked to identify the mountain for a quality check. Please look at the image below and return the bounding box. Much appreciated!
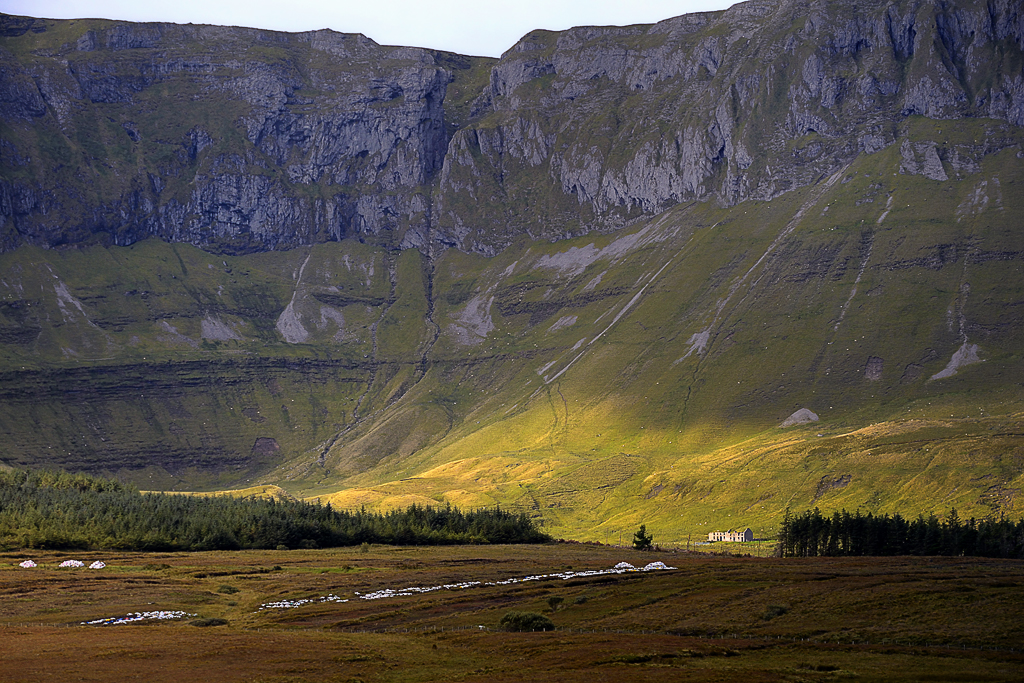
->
[1,0,1023,541]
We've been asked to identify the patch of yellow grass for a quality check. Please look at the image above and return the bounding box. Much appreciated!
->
[419,456,558,486]
[295,413,1024,542]
[316,488,439,512]
[438,489,499,509]
[147,485,295,501]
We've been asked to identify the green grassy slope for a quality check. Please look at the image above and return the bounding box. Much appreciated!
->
[2,116,1023,540]
[310,117,1024,539]
[0,239,423,490]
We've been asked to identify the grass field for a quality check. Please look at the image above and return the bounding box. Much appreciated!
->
[1,545,1022,682]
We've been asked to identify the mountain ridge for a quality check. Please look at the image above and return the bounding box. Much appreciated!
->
[1,0,1023,540]
[3,0,1023,255]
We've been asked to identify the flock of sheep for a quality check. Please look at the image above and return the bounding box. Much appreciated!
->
[15,558,675,626]
[18,559,105,569]
[257,561,676,610]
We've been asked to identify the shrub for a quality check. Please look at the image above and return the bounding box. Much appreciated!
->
[763,604,789,620]
[632,524,653,551]
[189,618,228,627]
[499,611,554,632]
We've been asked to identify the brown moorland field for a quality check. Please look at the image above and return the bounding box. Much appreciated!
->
[1,544,1022,682]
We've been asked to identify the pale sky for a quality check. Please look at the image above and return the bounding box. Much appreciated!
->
[1,0,736,57]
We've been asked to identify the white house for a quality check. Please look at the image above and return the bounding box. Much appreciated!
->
[708,527,754,542]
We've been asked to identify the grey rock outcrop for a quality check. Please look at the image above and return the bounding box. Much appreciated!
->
[2,0,1023,255]
[900,139,948,180]
[780,408,820,427]
[0,18,453,254]
[435,0,1024,249]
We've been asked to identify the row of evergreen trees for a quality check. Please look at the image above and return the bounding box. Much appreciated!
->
[778,507,1024,558]
[0,469,550,551]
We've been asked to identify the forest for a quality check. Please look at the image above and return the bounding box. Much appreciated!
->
[0,469,550,551]
[778,507,1024,558]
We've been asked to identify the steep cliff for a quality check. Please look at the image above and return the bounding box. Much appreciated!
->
[1,0,1023,539]
[2,0,1023,255]
[0,17,477,254]
[434,0,1024,250]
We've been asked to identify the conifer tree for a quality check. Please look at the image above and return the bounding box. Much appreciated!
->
[632,524,653,551]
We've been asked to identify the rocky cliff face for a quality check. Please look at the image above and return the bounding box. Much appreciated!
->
[2,0,1023,256]
[0,20,460,253]
[434,0,1024,251]
[2,2,1024,536]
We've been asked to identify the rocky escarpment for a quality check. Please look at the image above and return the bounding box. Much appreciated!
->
[2,0,1023,255]
[433,0,1024,251]
[0,20,461,254]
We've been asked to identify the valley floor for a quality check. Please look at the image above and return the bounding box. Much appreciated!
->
[1,545,1022,682]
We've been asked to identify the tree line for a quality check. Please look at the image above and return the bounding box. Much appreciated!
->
[778,507,1024,558]
[0,469,549,551]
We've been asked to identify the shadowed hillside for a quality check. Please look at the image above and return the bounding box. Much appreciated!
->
[1,0,1023,539]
